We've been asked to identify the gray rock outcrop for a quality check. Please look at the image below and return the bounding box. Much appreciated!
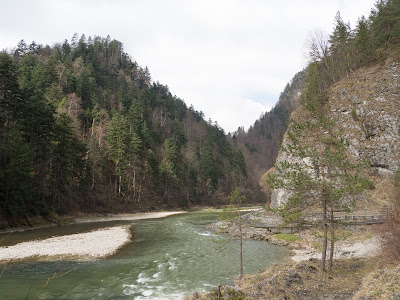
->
[271,60,400,208]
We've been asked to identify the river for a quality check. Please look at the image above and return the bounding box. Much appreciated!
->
[0,210,289,299]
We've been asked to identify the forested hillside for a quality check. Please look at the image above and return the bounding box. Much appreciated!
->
[0,35,250,226]
[230,70,305,202]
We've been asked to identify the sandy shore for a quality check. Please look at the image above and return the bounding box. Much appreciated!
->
[0,211,185,262]
[74,211,185,223]
[0,226,131,262]
[291,236,381,262]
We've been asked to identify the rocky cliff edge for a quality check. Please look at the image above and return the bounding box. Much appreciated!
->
[270,60,400,209]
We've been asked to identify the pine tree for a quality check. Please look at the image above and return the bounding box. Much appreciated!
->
[50,114,86,210]
[228,188,246,278]
[107,112,130,195]
[267,65,369,271]
[217,188,247,279]
[0,124,33,218]
[160,138,179,201]
[329,12,353,79]
[0,53,21,127]
[353,16,374,64]
[369,0,400,55]
[200,138,218,191]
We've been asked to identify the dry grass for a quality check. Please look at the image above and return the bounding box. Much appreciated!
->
[259,167,275,200]
[186,259,381,300]
[365,176,396,210]
[375,193,400,262]
[353,264,400,299]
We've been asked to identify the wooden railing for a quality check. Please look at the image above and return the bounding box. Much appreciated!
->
[246,208,387,226]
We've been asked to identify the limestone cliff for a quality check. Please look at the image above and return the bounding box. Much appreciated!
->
[270,60,400,209]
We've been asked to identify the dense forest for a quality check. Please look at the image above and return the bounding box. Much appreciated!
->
[0,34,253,226]
[0,34,308,227]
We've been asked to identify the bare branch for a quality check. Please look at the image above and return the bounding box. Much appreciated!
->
[34,267,77,300]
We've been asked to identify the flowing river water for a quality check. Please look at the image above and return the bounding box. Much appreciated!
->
[0,210,289,299]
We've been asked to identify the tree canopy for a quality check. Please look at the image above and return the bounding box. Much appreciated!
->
[0,35,250,226]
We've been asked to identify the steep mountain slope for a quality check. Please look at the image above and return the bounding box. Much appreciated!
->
[0,36,250,226]
[231,70,305,202]
[271,59,400,209]
[269,0,400,210]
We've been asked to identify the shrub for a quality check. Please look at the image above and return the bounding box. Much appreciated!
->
[378,172,400,261]
[273,233,302,242]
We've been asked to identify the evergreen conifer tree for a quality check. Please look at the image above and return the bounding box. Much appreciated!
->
[267,64,369,270]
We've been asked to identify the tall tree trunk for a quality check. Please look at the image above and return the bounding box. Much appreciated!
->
[138,181,142,203]
[133,168,136,201]
[114,176,118,200]
[91,159,95,190]
[239,209,243,279]
[321,200,328,271]
[329,196,335,270]
[318,132,328,271]
[119,175,122,195]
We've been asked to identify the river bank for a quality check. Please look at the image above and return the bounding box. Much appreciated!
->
[0,226,131,262]
[0,211,184,263]
[187,211,393,299]
[185,257,396,300]
[0,210,187,234]
[207,210,381,261]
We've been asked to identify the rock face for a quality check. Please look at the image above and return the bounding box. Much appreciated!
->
[271,60,400,208]
[329,61,400,173]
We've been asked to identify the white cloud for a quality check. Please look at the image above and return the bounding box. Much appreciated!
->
[0,0,377,132]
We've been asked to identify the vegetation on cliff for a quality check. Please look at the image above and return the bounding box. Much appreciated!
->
[267,0,400,269]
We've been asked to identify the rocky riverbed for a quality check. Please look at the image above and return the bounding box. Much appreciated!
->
[207,210,381,260]
[0,211,184,262]
[0,226,131,262]
[188,211,387,300]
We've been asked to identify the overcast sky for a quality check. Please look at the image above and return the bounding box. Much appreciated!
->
[0,0,377,133]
